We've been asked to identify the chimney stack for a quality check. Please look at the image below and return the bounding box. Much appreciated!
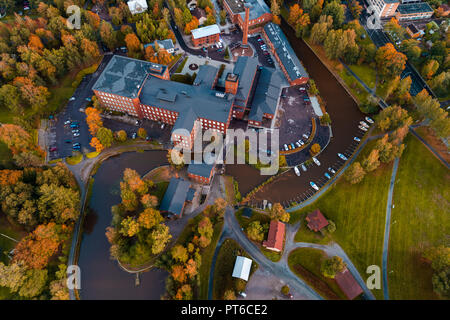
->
[242,4,250,46]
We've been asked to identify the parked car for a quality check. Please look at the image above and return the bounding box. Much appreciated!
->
[365,116,374,124]
[328,167,336,174]
[354,136,361,142]
[85,97,92,102]
[263,51,270,55]
[65,139,72,143]
[312,157,321,166]
[284,144,289,151]
[73,133,80,137]
[360,121,369,128]
[69,97,75,101]
[299,87,306,91]
[324,172,331,179]
[49,147,57,152]
[70,124,79,128]
[71,129,79,133]
[290,143,295,149]
[358,125,368,132]
[298,139,304,146]
[338,153,347,161]
[72,143,80,147]
[310,181,319,191]
[161,123,165,129]
[132,133,136,139]
[301,164,307,171]
[302,133,309,140]
[288,144,292,150]
[294,166,301,176]
[295,141,301,148]
[64,120,71,125]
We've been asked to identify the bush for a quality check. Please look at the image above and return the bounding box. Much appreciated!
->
[86,151,100,159]
[320,113,331,125]
[65,153,83,165]
[72,63,99,88]
[175,58,188,73]
[281,285,290,295]
[327,220,336,233]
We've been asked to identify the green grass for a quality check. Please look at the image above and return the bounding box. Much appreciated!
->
[65,153,83,165]
[290,140,392,300]
[47,73,78,116]
[152,181,169,206]
[212,238,258,299]
[175,57,188,73]
[339,68,370,104]
[198,219,224,299]
[288,248,348,300]
[349,64,376,89]
[85,151,100,159]
[234,208,270,230]
[388,134,450,300]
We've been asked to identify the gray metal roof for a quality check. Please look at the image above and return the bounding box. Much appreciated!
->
[139,75,233,131]
[191,24,221,39]
[187,162,215,178]
[144,39,175,51]
[232,56,259,104]
[238,0,270,21]
[397,2,433,14]
[186,188,196,201]
[92,55,167,98]
[248,67,283,121]
[264,23,309,82]
[193,64,219,88]
[160,177,191,216]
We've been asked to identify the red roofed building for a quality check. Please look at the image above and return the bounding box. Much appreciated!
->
[262,220,285,252]
[306,210,329,232]
[335,268,363,300]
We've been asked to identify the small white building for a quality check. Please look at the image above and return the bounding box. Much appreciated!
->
[127,0,148,15]
[232,256,252,281]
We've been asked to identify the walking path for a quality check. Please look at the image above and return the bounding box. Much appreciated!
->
[382,157,400,300]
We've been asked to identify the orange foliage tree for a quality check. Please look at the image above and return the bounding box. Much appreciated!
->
[85,107,103,136]
[90,137,104,152]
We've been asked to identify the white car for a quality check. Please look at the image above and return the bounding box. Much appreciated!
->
[354,137,361,142]
[302,133,309,140]
[298,139,304,146]
[312,157,320,166]
[161,123,165,129]
[294,166,301,176]
[295,141,301,148]
[301,164,307,171]
[73,133,80,137]
[365,116,374,124]
[358,125,368,132]
[338,153,347,161]
[328,167,336,174]
[310,181,319,191]
[360,121,370,128]
[69,97,75,101]
[64,120,71,125]
[132,133,136,139]
[284,144,289,151]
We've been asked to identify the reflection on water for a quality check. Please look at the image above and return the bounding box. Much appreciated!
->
[77,150,169,300]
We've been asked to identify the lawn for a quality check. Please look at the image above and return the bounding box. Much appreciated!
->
[294,216,331,245]
[65,153,83,165]
[212,238,258,300]
[338,68,370,104]
[349,64,376,89]
[290,140,393,300]
[387,134,450,300]
[288,248,348,300]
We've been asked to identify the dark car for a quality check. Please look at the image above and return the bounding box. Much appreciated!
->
[49,147,57,152]
[65,139,72,143]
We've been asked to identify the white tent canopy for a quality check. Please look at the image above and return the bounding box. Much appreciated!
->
[232,256,252,281]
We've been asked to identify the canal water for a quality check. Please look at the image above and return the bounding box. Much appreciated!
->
[78,150,169,300]
[242,20,365,204]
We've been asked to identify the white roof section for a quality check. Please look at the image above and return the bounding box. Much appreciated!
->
[191,24,221,39]
[232,256,252,281]
[127,0,148,15]
[310,96,323,117]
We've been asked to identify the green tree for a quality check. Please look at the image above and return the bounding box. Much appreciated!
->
[246,220,264,242]
[361,148,380,172]
[96,127,114,148]
[281,284,290,295]
[137,127,147,139]
[150,224,172,254]
[115,130,127,142]
[171,245,188,263]
[270,203,290,222]
[322,1,345,28]
[321,256,346,278]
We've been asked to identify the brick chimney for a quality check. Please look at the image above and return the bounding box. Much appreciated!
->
[242,5,250,46]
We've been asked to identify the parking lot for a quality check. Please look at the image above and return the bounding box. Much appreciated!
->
[277,85,316,151]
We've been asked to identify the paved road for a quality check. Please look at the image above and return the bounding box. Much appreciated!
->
[208,205,323,300]
[382,157,400,300]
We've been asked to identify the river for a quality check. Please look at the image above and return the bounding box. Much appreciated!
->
[77,150,169,300]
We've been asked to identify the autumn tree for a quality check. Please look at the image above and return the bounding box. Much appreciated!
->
[421,59,439,80]
[375,43,407,79]
[376,105,412,132]
[96,127,114,149]
[141,194,159,209]
[322,0,345,28]
[100,20,117,51]
[137,127,147,139]
[197,216,213,248]
[224,289,236,300]
[85,107,103,136]
[270,203,290,222]
[115,130,127,142]
[125,33,142,58]
[310,143,321,155]
[172,245,188,263]
[90,137,104,153]
[344,162,365,184]
[138,208,163,229]
[361,149,380,172]
[150,224,172,254]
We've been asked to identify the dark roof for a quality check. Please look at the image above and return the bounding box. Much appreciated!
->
[397,2,433,14]
[264,23,309,82]
[192,7,206,19]
[406,24,419,34]
[92,55,167,98]
[193,64,218,88]
[248,67,283,121]
[160,177,191,216]
[335,268,363,300]
[144,39,175,51]
[232,56,259,103]
[263,220,285,251]
[139,75,233,131]
[187,162,215,178]
[186,188,196,201]
[306,209,329,232]
[242,207,253,218]
[382,0,399,3]
[224,0,270,20]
